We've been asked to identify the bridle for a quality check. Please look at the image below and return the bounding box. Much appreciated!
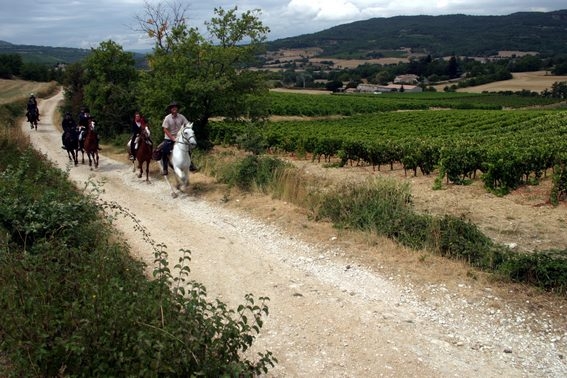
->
[176,123,197,149]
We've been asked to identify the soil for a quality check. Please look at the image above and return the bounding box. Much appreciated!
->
[25,90,567,377]
[434,71,567,93]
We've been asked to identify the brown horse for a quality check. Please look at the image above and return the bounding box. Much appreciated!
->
[83,125,99,169]
[133,128,153,181]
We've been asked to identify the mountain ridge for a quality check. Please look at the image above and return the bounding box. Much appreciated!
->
[267,10,567,57]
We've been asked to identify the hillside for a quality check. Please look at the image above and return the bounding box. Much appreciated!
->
[0,40,148,67]
[267,10,567,58]
[0,40,90,64]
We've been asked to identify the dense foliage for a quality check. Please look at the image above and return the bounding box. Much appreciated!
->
[136,5,271,148]
[82,40,139,138]
[0,53,62,81]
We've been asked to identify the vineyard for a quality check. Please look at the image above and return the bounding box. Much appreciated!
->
[268,91,564,115]
[212,92,567,199]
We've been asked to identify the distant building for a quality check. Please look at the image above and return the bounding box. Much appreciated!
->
[356,83,423,93]
[394,74,420,84]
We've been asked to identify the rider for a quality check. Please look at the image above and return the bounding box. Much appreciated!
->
[129,111,151,160]
[89,116,102,150]
[76,107,100,150]
[26,94,40,123]
[161,101,193,175]
[76,107,89,151]
[61,112,77,149]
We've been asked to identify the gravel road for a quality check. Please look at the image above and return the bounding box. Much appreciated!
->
[24,90,567,377]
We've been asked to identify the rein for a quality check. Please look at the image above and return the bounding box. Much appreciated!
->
[175,125,196,148]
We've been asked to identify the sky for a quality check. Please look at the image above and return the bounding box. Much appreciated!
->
[0,0,565,51]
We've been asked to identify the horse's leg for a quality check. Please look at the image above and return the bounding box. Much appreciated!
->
[145,160,150,182]
[174,165,188,192]
[161,161,178,198]
[137,159,143,178]
[78,145,84,164]
[94,152,99,169]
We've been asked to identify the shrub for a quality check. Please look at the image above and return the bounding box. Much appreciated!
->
[220,154,290,191]
[499,250,567,292]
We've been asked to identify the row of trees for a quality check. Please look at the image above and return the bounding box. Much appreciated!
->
[0,53,64,81]
[62,3,271,146]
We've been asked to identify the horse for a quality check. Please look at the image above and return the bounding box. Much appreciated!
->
[132,127,153,182]
[163,122,197,198]
[27,109,39,130]
[77,126,87,164]
[83,125,99,169]
[62,129,79,166]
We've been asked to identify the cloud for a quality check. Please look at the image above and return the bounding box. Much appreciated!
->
[0,0,565,50]
[285,0,361,21]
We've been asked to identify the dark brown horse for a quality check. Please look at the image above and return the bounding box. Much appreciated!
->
[133,128,153,181]
[62,129,78,166]
[27,108,39,130]
[83,125,99,169]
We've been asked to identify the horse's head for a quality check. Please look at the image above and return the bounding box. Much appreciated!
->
[179,122,197,149]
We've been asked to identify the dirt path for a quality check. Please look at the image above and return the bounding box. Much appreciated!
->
[25,91,567,377]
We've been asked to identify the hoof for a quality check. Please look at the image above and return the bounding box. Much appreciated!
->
[171,192,178,198]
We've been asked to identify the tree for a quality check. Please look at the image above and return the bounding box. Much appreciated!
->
[550,81,567,99]
[20,62,50,82]
[0,54,23,79]
[447,56,459,79]
[325,80,343,92]
[62,62,87,115]
[82,40,139,138]
[136,3,270,148]
[552,62,567,75]
[509,55,542,72]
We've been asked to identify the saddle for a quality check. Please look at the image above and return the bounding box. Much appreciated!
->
[152,141,165,161]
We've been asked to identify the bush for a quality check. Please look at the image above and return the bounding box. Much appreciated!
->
[499,250,567,292]
[220,154,290,191]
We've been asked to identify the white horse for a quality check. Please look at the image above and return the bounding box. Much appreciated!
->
[163,122,197,198]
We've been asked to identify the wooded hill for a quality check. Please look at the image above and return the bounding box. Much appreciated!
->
[267,10,567,58]
[0,40,90,64]
[0,40,147,67]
